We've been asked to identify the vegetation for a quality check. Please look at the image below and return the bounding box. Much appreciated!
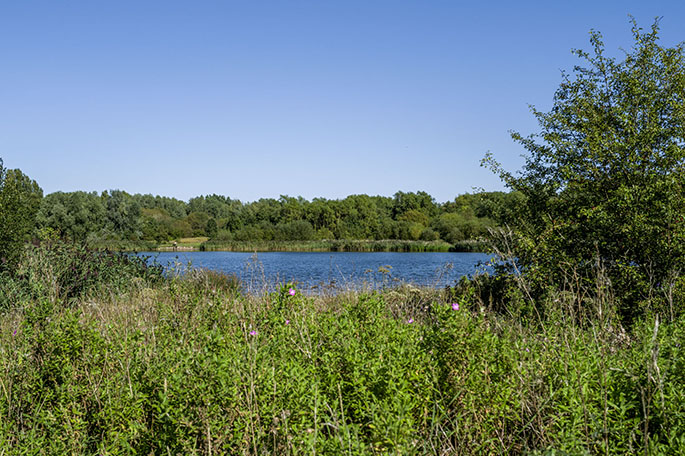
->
[201,239,454,252]
[0,241,163,313]
[484,19,685,324]
[0,159,43,269]
[1,19,685,454]
[0,242,683,454]
[34,190,518,251]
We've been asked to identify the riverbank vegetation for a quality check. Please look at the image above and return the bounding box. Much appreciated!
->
[35,189,519,252]
[2,19,685,454]
[200,239,456,252]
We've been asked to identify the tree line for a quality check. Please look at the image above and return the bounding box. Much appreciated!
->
[33,189,522,246]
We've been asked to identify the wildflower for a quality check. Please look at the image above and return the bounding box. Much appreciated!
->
[285,319,290,325]
[288,288,296,296]
[407,318,414,324]
[249,330,257,336]
[451,302,460,311]
[12,329,17,337]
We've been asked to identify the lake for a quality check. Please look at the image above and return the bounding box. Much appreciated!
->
[138,251,493,291]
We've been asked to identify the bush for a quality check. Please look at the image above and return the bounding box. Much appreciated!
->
[0,241,163,312]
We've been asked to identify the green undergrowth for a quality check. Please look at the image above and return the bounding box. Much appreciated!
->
[0,245,684,454]
[0,242,163,312]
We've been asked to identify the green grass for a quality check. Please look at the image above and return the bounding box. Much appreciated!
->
[158,236,210,249]
[1,242,684,454]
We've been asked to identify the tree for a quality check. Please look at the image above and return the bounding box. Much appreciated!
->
[102,190,141,239]
[392,191,438,219]
[36,191,106,240]
[205,218,218,238]
[484,19,685,321]
[0,159,43,268]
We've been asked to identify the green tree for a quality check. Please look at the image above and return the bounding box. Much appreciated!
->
[36,191,106,240]
[0,160,43,268]
[102,190,141,240]
[184,211,210,236]
[484,19,685,321]
[432,212,479,244]
[205,218,218,238]
[391,191,438,219]
[276,220,315,241]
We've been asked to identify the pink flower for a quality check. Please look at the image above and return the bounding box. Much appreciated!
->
[407,318,414,324]
[249,330,257,336]
[288,288,296,296]
[451,302,460,311]
[285,319,290,325]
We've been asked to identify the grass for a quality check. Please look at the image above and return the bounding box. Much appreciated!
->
[157,236,210,250]
[1,242,683,454]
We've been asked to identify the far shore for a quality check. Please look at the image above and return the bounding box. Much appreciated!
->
[90,239,490,253]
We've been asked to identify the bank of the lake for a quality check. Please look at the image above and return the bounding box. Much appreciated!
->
[90,238,490,253]
[199,239,457,252]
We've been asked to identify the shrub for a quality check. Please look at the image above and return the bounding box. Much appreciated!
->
[1,241,163,312]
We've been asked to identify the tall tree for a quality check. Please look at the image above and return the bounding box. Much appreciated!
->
[484,19,685,321]
[0,159,43,268]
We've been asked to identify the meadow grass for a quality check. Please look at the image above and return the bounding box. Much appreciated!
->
[1,244,683,454]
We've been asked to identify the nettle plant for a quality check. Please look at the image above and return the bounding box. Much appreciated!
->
[484,19,685,323]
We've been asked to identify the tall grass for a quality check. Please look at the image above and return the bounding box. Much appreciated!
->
[0,243,683,454]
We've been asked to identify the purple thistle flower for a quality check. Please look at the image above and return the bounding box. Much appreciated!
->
[288,288,296,296]
[451,302,460,311]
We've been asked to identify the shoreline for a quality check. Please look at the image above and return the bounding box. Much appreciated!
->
[102,239,490,253]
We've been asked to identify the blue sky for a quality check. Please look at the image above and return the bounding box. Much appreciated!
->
[2,1,684,203]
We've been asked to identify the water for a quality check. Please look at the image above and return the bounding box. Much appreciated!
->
[138,251,493,290]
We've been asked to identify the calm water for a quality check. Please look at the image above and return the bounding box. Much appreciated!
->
[138,251,492,290]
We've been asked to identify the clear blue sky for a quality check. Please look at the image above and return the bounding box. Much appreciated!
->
[2,1,684,203]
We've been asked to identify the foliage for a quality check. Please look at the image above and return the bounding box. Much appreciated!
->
[36,189,517,249]
[484,19,685,322]
[0,160,43,269]
[1,257,684,454]
[0,241,163,312]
